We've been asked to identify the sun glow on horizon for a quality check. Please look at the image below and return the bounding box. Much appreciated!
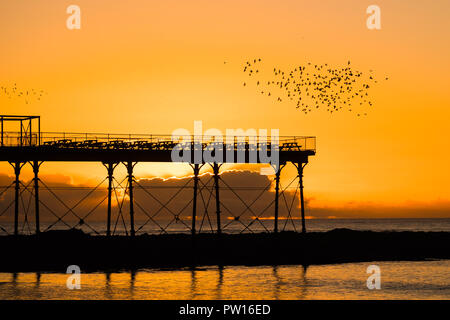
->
[1,0,450,218]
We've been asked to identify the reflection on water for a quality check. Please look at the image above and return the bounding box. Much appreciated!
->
[0,260,449,300]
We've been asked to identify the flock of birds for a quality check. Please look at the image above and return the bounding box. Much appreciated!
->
[241,58,388,116]
[2,61,386,115]
[0,84,47,105]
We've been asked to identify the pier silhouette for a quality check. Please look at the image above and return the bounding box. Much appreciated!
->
[0,115,316,237]
[0,116,449,272]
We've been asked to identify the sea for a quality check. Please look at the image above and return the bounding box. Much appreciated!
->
[0,218,449,300]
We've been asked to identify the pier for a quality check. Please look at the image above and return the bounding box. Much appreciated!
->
[0,115,316,237]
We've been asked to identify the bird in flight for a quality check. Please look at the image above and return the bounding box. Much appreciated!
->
[0,84,47,104]
[240,58,386,116]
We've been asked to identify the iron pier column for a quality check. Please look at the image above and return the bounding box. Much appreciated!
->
[103,162,117,237]
[297,162,307,233]
[191,164,200,236]
[32,161,42,235]
[213,163,221,235]
[1,116,3,146]
[9,161,24,236]
[274,165,283,233]
[126,162,136,237]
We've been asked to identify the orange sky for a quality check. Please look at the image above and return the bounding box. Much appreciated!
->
[1,0,449,217]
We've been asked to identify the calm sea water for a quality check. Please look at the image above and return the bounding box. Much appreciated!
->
[2,218,450,235]
[1,219,449,299]
[0,260,449,300]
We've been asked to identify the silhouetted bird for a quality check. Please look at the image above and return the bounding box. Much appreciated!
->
[240,57,381,116]
[0,84,46,104]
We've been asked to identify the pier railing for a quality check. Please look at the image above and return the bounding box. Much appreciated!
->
[0,131,316,152]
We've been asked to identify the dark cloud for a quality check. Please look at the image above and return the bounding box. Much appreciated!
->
[1,170,449,235]
[307,201,450,219]
[0,171,298,234]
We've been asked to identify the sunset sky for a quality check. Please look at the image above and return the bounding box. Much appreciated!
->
[1,0,449,218]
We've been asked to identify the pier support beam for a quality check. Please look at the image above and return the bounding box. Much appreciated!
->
[103,162,118,237]
[212,163,222,235]
[191,164,201,236]
[296,162,307,233]
[126,162,137,237]
[273,164,284,233]
[9,161,25,236]
[0,116,3,146]
[32,161,42,235]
